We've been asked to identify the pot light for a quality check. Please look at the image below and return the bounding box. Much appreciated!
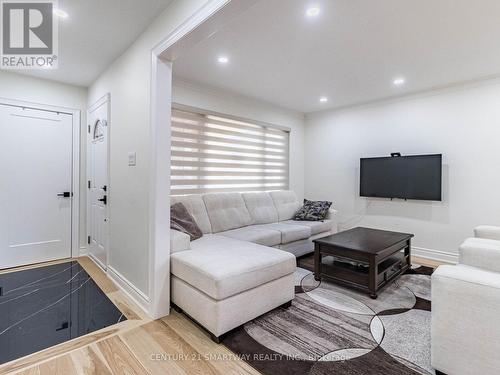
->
[306,7,320,17]
[393,77,406,86]
[53,9,69,18]
[217,56,229,64]
[319,96,328,103]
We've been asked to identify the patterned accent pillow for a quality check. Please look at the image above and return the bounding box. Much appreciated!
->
[293,199,332,221]
[171,202,203,240]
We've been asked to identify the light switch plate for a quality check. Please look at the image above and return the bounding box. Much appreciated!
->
[128,152,136,166]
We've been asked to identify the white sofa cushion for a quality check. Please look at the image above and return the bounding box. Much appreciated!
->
[283,219,333,235]
[258,223,311,244]
[269,190,301,221]
[242,192,278,224]
[219,226,282,247]
[170,229,190,254]
[459,237,500,274]
[276,231,332,257]
[171,195,212,234]
[170,235,296,300]
[203,193,252,233]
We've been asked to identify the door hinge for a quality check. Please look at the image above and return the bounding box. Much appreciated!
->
[88,180,91,189]
[0,287,3,296]
[87,236,91,245]
[88,124,91,134]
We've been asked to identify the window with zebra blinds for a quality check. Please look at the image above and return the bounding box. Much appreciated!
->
[170,106,290,195]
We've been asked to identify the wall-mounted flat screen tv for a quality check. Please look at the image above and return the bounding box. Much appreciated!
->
[360,154,442,201]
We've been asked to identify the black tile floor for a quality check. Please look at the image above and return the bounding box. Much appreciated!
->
[0,261,126,365]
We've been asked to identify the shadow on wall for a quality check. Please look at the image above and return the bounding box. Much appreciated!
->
[339,165,450,229]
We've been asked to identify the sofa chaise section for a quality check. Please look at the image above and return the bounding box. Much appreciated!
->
[170,234,295,341]
[171,235,295,300]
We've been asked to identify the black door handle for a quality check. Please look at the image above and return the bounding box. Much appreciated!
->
[98,195,107,205]
[56,321,69,331]
[57,192,72,198]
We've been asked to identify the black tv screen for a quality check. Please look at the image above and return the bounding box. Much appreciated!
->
[360,154,442,201]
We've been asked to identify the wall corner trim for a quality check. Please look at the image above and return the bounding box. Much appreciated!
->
[148,0,239,320]
[108,265,151,314]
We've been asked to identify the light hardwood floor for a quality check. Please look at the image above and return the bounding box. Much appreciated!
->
[0,257,260,375]
[1,255,447,375]
[412,255,447,269]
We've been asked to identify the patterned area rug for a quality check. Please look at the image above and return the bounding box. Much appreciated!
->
[223,258,434,375]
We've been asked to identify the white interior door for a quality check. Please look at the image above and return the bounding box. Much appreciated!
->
[0,104,73,269]
[88,100,109,269]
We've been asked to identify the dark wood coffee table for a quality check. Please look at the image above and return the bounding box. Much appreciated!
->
[313,227,414,299]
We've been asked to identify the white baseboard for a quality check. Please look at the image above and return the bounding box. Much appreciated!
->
[413,246,458,264]
[79,246,88,256]
[88,252,106,271]
[107,265,151,315]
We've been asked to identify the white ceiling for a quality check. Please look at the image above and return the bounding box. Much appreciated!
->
[173,0,500,113]
[18,0,173,87]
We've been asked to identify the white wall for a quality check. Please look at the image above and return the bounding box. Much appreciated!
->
[172,79,306,199]
[305,80,500,262]
[87,0,211,300]
[0,71,88,248]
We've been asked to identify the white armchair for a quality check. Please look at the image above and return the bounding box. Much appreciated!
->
[473,225,500,241]
[431,226,500,375]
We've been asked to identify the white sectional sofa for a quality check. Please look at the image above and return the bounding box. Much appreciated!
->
[169,190,337,342]
[432,225,500,375]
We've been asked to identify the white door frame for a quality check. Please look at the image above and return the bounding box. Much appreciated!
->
[0,96,81,260]
[149,0,258,318]
[87,93,111,270]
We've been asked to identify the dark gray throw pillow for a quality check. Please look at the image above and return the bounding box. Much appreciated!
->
[170,202,203,241]
[293,199,332,221]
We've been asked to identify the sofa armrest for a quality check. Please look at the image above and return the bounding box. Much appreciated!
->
[459,238,500,273]
[326,208,338,220]
[474,225,500,241]
[170,229,191,254]
[431,265,500,375]
[326,208,339,233]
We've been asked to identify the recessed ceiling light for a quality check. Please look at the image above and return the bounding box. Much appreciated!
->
[53,9,69,18]
[306,7,320,17]
[319,96,328,103]
[217,56,229,64]
[393,77,406,86]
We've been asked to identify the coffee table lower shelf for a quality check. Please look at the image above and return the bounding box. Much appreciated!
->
[313,230,413,299]
[315,253,410,298]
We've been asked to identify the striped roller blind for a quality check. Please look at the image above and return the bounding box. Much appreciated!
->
[171,106,290,195]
